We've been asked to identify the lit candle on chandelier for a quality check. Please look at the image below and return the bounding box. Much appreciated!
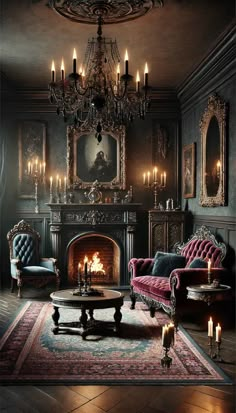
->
[124,50,129,75]
[73,48,77,74]
[51,60,55,82]
[144,62,148,87]
[153,167,158,182]
[28,161,32,175]
[147,171,150,186]
[61,59,65,81]
[143,172,146,185]
[117,63,120,83]
[136,70,140,93]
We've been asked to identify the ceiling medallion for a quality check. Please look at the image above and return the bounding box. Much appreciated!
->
[49,0,164,25]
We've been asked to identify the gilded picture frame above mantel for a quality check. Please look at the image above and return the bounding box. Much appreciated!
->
[67,125,126,189]
[199,93,227,207]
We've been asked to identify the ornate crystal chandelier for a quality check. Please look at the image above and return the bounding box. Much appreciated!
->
[48,1,157,137]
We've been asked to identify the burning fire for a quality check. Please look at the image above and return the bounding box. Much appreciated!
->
[89,252,105,274]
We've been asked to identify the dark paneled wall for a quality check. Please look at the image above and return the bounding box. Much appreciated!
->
[178,23,236,276]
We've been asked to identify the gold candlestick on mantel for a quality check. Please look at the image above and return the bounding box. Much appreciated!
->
[143,167,166,209]
[28,158,46,213]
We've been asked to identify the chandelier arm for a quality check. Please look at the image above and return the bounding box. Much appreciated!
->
[109,81,128,101]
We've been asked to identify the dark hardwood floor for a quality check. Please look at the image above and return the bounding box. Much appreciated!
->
[0,286,235,413]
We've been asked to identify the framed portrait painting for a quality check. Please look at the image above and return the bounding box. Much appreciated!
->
[182,142,196,198]
[18,120,46,198]
[67,125,126,189]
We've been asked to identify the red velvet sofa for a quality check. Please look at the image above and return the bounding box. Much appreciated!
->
[129,226,227,327]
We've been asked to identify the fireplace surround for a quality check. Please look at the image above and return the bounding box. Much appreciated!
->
[47,203,141,287]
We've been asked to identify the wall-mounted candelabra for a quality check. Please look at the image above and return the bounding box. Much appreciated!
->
[28,158,46,213]
[143,167,167,209]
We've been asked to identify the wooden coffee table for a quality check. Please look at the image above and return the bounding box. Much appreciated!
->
[50,289,124,339]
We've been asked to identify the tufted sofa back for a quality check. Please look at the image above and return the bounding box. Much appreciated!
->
[181,238,225,267]
[12,233,38,266]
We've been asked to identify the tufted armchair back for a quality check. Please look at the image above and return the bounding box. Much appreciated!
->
[12,233,39,266]
[7,220,40,266]
[175,226,226,268]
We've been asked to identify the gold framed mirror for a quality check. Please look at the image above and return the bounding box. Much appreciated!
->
[199,94,227,207]
[67,124,126,189]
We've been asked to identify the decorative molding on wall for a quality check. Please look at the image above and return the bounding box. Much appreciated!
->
[177,22,236,114]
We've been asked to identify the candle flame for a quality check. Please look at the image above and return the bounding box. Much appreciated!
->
[125,49,129,61]
[51,60,55,71]
[144,62,148,74]
[136,70,140,82]
[73,48,77,59]
[61,59,65,71]
[117,63,120,74]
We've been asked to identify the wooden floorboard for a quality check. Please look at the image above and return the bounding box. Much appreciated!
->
[0,287,235,413]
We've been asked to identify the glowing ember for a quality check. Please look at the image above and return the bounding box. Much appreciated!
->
[89,252,105,274]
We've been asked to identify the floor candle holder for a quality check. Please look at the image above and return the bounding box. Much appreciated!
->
[208,336,215,359]
[161,347,172,368]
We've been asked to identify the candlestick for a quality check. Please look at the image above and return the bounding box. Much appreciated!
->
[27,157,45,213]
[143,167,166,209]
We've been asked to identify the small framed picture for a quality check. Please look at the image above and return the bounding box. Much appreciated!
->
[182,143,196,198]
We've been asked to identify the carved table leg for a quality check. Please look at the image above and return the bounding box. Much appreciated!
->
[114,306,122,334]
[80,308,88,340]
[52,306,60,334]
[88,309,95,321]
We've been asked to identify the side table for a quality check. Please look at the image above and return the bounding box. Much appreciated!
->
[187,284,232,306]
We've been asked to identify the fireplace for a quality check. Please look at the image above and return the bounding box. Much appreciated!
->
[47,202,141,287]
[67,233,120,286]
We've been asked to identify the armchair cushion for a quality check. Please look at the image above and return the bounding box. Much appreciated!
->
[189,258,208,268]
[151,253,186,277]
[22,266,56,277]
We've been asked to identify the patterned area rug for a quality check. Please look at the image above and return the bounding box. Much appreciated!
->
[0,301,231,385]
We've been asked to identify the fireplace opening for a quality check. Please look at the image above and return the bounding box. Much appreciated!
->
[67,234,120,286]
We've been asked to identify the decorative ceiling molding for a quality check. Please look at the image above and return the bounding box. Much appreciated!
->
[48,0,163,25]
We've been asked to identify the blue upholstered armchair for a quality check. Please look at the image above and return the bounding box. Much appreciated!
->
[7,220,60,297]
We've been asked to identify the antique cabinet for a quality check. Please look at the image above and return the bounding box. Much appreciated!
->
[148,210,186,256]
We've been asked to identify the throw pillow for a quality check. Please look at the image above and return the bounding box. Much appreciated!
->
[151,253,186,277]
[189,258,207,268]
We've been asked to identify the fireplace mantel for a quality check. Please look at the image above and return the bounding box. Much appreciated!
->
[47,203,142,287]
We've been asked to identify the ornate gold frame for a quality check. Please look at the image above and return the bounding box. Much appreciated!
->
[199,94,227,207]
[67,125,126,189]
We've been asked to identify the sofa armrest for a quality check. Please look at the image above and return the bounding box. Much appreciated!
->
[128,258,154,278]
[169,267,228,290]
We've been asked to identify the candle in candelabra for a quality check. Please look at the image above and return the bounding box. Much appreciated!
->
[136,70,140,93]
[73,48,77,74]
[163,172,166,187]
[216,323,221,342]
[84,256,88,276]
[56,174,59,189]
[125,50,129,75]
[143,172,146,185]
[64,176,67,192]
[43,162,46,176]
[50,176,53,191]
[168,322,175,345]
[28,161,31,175]
[78,262,81,284]
[61,59,65,81]
[39,163,42,175]
[51,60,55,82]
[35,157,38,173]
[208,317,213,337]
[144,62,148,88]
[153,167,158,182]
[147,171,150,186]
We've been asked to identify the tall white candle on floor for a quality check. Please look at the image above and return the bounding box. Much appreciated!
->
[216,323,222,342]
[208,317,213,337]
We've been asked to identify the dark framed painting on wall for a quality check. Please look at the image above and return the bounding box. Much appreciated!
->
[18,120,46,198]
[67,125,126,189]
[182,142,196,199]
